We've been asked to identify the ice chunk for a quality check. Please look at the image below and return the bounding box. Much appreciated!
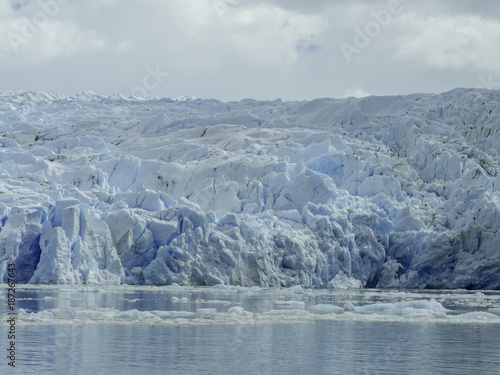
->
[309,304,344,315]
[344,301,356,311]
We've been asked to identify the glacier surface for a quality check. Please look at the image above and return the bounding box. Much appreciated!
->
[1,88,500,289]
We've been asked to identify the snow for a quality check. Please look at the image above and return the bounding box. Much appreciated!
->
[1,88,500,289]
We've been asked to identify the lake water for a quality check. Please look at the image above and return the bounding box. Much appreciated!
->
[1,285,500,374]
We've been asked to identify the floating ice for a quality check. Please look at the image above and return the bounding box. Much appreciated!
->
[4,286,500,326]
[308,304,344,315]
[274,301,306,308]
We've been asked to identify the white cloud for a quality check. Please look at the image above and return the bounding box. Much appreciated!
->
[345,88,371,98]
[392,14,500,73]
[128,0,330,69]
[0,1,105,62]
[219,5,329,67]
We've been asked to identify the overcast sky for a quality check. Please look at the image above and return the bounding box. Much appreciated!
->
[1,0,499,101]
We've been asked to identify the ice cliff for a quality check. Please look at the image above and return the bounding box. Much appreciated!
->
[1,88,499,289]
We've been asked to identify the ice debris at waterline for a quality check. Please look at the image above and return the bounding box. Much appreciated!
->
[6,285,500,326]
[0,88,500,289]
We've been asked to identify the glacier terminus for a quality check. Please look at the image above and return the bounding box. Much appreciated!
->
[1,88,499,289]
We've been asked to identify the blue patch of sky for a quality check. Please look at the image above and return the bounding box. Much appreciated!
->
[11,0,31,11]
[296,41,322,54]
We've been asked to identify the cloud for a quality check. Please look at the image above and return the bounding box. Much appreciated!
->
[263,0,335,15]
[154,0,328,68]
[1,0,500,100]
[217,4,328,67]
[345,88,371,98]
[392,14,500,73]
[0,1,105,62]
[410,0,500,20]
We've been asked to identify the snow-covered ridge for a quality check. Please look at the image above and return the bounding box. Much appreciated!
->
[1,88,499,288]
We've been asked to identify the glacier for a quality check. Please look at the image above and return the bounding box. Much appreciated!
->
[0,88,499,289]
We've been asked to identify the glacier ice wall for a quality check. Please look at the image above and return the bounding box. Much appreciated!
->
[1,89,500,289]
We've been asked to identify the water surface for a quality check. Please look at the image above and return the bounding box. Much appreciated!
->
[1,285,499,374]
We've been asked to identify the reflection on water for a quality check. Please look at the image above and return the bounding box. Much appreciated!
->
[0,285,500,374]
[4,321,500,375]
